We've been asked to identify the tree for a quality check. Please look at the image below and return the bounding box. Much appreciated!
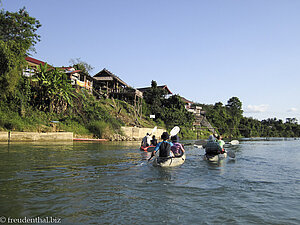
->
[0,40,26,99]
[69,58,94,76]
[0,7,41,51]
[0,8,41,100]
[286,118,298,124]
[226,97,243,137]
[161,95,195,128]
[143,80,167,118]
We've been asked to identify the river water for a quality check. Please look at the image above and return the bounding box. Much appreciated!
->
[0,139,299,225]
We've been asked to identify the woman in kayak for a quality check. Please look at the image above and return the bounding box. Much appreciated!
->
[151,132,174,158]
[216,135,226,154]
[170,135,185,157]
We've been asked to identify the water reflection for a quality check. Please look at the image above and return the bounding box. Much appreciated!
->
[1,140,300,225]
[156,168,173,181]
[140,151,151,160]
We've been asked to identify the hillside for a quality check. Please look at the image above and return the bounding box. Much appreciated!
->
[0,95,157,140]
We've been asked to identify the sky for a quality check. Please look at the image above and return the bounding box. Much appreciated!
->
[3,0,300,122]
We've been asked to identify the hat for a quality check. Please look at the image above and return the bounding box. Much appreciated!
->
[171,135,179,142]
[208,135,215,141]
[161,132,169,140]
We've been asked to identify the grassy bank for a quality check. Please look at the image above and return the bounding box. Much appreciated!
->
[0,94,159,139]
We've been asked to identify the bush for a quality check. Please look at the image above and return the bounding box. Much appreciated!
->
[179,127,197,140]
[88,121,111,139]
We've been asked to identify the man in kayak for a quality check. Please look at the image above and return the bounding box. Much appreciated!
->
[151,135,158,146]
[141,133,151,147]
[151,132,174,158]
[170,135,185,157]
[204,134,223,156]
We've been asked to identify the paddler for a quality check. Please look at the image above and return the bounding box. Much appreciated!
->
[204,134,223,156]
[170,135,185,157]
[150,135,158,146]
[151,132,174,158]
[141,133,151,147]
[216,135,226,154]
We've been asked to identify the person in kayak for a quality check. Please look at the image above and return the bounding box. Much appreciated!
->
[151,132,174,158]
[170,135,185,157]
[204,134,223,156]
[216,135,226,154]
[141,133,151,147]
[151,135,158,146]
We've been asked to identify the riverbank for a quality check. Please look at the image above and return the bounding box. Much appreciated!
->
[0,126,167,142]
[0,131,73,142]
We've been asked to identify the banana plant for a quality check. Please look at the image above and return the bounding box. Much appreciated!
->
[31,64,75,113]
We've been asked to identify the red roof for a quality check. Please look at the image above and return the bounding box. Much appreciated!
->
[25,56,46,66]
[70,70,81,74]
[160,85,172,95]
[181,97,193,104]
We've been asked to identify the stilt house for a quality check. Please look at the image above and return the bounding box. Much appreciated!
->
[93,68,143,119]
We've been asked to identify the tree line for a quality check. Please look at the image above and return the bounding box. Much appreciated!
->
[199,97,300,138]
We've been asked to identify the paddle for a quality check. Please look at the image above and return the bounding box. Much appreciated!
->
[170,126,180,137]
[150,126,157,136]
[148,126,180,162]
[228,140,239,145]
[195,138,237,158]
[196,139,239,146]
[194,139,207,148]
[225,140,238,158]
[226,150,235,158]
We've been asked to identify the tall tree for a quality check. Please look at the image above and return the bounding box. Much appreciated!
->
[143,80,167,118]
[0,8,41,100]
[226,97,243,137]
[0,7,41,51]
[0,40,26,99]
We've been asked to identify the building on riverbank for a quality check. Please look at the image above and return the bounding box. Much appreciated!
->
[62,67,93,94]
[93,68,143,120]
[137,84,173,98]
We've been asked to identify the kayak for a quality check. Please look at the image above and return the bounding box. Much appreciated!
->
[140,145,156,152]
[153,153,186,167]
[203,152,227,162]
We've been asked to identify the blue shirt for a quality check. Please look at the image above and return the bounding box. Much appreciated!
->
[154,141,173,152]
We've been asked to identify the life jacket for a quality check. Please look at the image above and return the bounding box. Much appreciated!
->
[171,143,183,157]
[158,141,171,157]
[151,139,158,146]
[205,141,222,155]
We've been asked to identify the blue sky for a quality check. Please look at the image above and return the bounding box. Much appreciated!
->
[3,0,300,122]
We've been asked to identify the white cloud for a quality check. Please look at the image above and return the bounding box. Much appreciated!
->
[245,104,269,113]
[287,107,298,112]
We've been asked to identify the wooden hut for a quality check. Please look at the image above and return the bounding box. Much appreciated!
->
[93,68,143,120]
[137,85,173,96]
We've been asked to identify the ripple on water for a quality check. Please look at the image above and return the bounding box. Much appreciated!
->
[1,141,300,225]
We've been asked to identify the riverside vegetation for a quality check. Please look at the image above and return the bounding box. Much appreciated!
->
[1,7,300,140]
